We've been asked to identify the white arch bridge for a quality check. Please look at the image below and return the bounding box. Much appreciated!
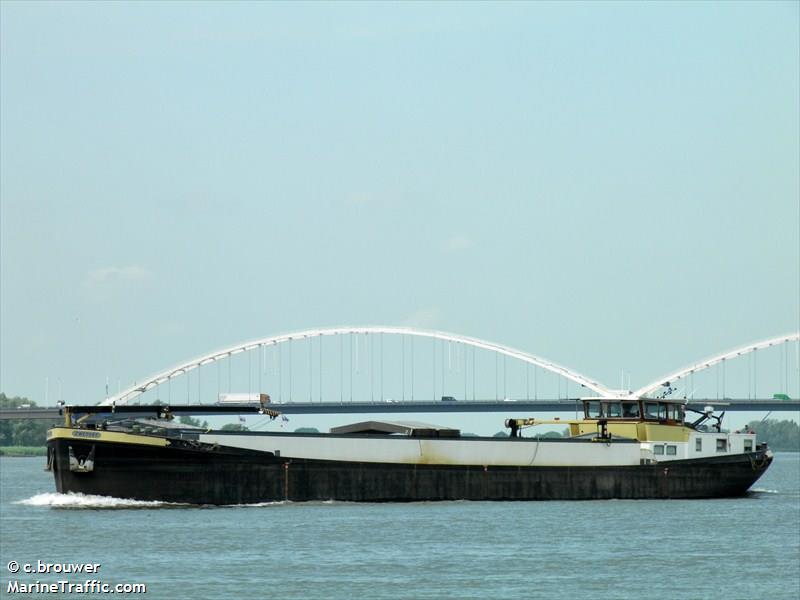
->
[98,327,800,411]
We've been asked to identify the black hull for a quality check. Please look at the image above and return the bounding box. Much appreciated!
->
[48,438,773,505]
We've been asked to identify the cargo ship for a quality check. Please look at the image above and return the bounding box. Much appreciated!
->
[46,396,772,504]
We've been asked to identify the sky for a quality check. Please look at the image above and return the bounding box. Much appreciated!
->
[1,2,798,432]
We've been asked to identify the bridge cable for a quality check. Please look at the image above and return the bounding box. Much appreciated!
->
[503,355,507,399]
[722,358,726,399]
[463,343,467,401]
[402,335,405,402]
[495,353,498,401]
[755,348,760,398]
[349,335,353,403]
[442,340,445,398]
[526,363,529,400]
[411,336,415,401]
[339,334,343,403]
[432,338,435,401]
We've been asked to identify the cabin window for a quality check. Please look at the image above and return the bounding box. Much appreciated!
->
[644,402,660,420]
[622,402,640,418]
[716,439,727,452]
[695,438,702,452]
[654,445,665,455]
[606,402,622,418]
[744,439,753,452]
[666,445,677,456]
[587,401,603,418]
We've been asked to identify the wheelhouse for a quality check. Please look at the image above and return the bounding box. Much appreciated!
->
[583,399,685,425]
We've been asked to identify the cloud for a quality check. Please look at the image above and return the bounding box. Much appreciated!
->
[403,307,442,329]
[86,265,152,285]
[83,265,153,300]
[445,235,475,252]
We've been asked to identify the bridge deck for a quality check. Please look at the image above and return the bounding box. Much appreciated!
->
[1,399,797,420]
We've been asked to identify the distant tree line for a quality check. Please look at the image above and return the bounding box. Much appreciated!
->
[178,415,209,428]
[0,394,59,447]
[745,419,799,452]
[175,416,250,431]
[493,428,569,438]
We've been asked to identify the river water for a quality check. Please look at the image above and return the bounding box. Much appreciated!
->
[0,454,798,600]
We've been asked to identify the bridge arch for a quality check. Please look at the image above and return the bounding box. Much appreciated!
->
[634,332,800,398]
[102,326,615,405]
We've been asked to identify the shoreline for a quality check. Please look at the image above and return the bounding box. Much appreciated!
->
[0,447,48,457]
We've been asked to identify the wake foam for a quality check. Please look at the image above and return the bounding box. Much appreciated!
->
[750,488,780,494]
[15,492,184,509]
[16,493,291,509]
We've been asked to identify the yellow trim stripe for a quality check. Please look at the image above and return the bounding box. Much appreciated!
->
[47,427,169,448]
[570,422,692,442]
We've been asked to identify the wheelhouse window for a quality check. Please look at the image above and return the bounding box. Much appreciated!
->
[622,402,640,418]
[605,402,622,418]
[744,439,753,452]
[641,401,687,422]
[644,402,660,420]
[586,401,603,418]
[716,439,727,452]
